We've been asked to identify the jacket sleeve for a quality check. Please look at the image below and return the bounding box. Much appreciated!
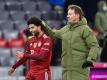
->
[82,26,99,61]
[42,22,62,40]
[24,38,52,61]
[95,13,104,33]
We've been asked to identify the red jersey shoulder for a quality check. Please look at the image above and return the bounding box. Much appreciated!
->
[27,36,36,42]
[43,34,52,46]
[43,34,51,40]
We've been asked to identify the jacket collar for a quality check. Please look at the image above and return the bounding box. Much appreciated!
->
[68,17,87,30]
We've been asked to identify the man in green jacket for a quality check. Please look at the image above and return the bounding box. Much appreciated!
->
[95,0,107,47]
[42,5,99,80]
[95,0,107,62]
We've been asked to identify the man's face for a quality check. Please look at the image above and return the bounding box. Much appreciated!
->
[67,9,79,23]
[102,3,107,11]
[28,24,40,36]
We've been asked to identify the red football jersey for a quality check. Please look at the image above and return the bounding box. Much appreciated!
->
[12,33,52,74]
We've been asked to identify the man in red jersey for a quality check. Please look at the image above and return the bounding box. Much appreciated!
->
[8,17,52,80]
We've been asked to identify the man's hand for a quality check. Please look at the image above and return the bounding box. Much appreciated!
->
[8,67,15,76]
[53,28,57,32]
[16,52,24,59]
[82,61,94,69]
[42,21,46,26]
[104,32,107,37]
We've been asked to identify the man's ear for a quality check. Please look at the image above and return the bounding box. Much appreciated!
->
[76,14,80,19]
[38,25,41,30]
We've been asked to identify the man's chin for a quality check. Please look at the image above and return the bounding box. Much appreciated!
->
[68,20,72,22]
[68,21,72,23]
[31,33,35,36]
[31,32,39,36]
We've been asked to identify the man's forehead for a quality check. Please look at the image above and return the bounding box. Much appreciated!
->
[68,9,75,13]
[28,24,36,28]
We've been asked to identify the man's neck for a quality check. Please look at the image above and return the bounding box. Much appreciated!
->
[69,18,80,24]
[74,18,80,23]
[37,31,44,38]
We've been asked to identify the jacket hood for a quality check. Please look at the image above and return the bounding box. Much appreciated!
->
[68,17,87,30]
[98,1,106,12]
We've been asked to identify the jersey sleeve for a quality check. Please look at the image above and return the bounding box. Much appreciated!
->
[12,57,27,69]
[12,40,30,69]
[24,37,52,61]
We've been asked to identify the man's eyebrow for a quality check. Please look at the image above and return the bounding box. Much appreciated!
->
[28,26,34,29]
[31,26,34,28]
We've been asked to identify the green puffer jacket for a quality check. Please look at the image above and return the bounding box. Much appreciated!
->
[43,17,99,80]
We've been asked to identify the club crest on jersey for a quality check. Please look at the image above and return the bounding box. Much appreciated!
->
[30,43,33,46]
[33,42,37,48]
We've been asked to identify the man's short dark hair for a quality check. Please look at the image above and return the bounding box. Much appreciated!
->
[27,16,44,31]
[27,17,42,26]
[68,5,84,19]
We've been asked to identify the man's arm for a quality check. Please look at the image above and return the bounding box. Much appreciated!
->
[8,56,27,76]
[95,14,104,33]
[12,40,30,69]
[42,21,61,40]
[83,26,99,61]
[12,57,27,69]
[8,40,30,76]
[24,38,52,61]
[82,26,99,69]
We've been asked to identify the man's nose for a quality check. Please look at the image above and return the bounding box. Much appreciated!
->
[29,29,32,32]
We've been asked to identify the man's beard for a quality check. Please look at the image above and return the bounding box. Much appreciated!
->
[34,32,39,36]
